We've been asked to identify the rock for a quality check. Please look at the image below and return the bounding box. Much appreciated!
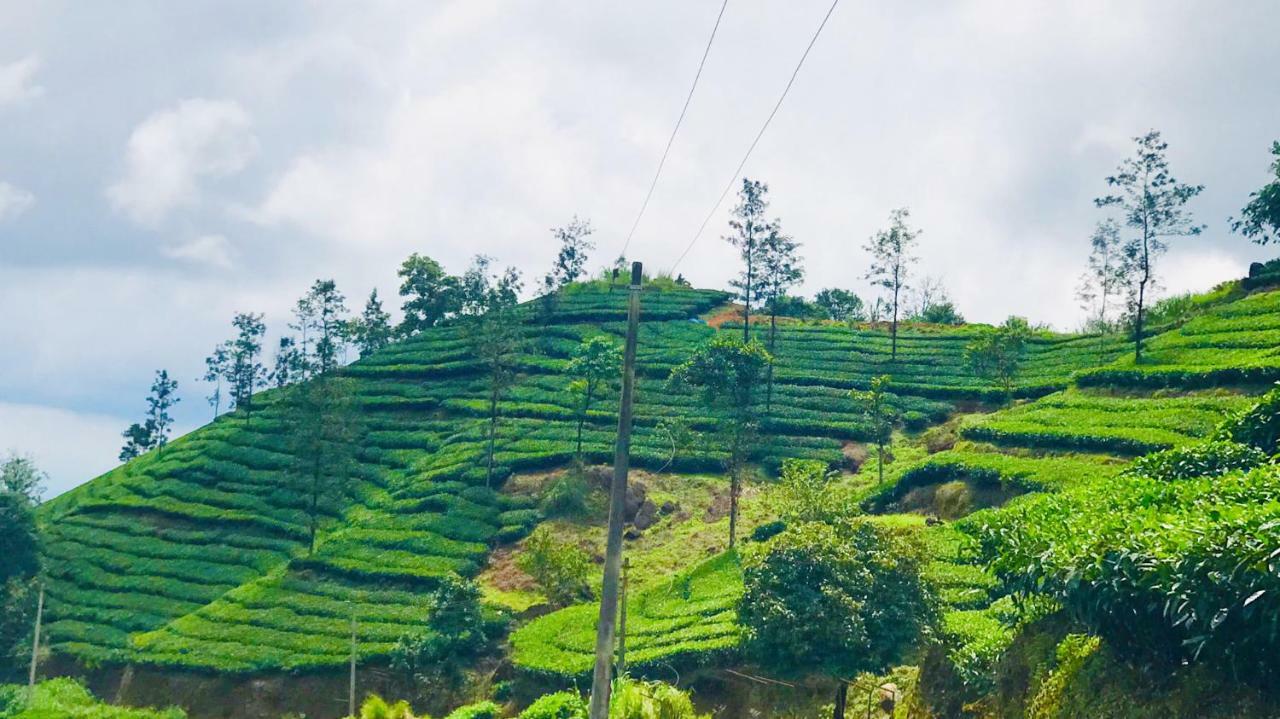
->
[623,481,648,522]
[659,500,680,515]
[624,527,644,541]
[633,499,658,530]
[842,442,869,470]
[878,683,900,713]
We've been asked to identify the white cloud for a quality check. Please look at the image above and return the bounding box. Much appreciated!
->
[0,181,34,221]
[107,98,258,226]
[0,402,126,499]
[162,234,236,269]
[0,55,43,107]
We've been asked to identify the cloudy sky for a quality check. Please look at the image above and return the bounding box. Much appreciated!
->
[2,1,1278,496]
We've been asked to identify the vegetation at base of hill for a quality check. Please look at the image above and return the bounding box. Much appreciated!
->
[0,679,185,718]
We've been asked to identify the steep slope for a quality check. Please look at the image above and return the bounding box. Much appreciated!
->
[36,283,1184,675]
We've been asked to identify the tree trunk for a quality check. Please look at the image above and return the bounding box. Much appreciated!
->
[487,387,499,487]
[1135,276,1147,363]
[576,386,594,457]
[766,308,777,413]
[877,443,885,487]
[309,454,321,554]
[833,682,847,719]
[891,285,899,361]
[729,465,740,549]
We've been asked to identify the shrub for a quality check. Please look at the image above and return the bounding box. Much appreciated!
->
[390,579,491,689]
[360,694,429,719]
[903,410,930,431]
[739,519,935,678]
[1217,383,1280,454]
[1125,440,1268,482]
[516,526,595,607]
[750,520,786,543]
[443,702,501,719]
[518,691,587,719]
[607,678,708,719]
[540,472,590,518]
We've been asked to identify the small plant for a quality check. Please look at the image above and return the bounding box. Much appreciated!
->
[540,471,591,518]
[607,678,709,719]
[516,526,595,607]
[390,579,491,690]
[518,691,587,719]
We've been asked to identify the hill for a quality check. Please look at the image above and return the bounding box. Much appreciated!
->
[29,280,1280,717]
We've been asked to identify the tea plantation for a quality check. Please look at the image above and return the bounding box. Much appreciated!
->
[30,282,1280,717]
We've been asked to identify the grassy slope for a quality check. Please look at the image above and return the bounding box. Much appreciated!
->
[39,284,1280,677]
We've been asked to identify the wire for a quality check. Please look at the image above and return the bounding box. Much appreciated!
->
[670,0,840,272]
[616,0,731,260]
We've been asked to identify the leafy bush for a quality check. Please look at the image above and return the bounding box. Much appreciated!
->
[607,678,708,719]
[749,520,786,543]
[740,519,935,677]
[903,410,930,431]
[969,466,1280,682]
[518,691,587,719]
[1217,383,1280,454]
[1125,440,1268,481]
[443,702,500,719]
[360,694,429,719]
[540,472,591,518]
[0,678,185,718]
[391,579,491,689]
[517,527,595,607]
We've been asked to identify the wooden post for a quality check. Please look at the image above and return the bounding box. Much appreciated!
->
[348,606,357,718]
[27,583,44,700]
[588,261,642,719]
[617,558,630,677]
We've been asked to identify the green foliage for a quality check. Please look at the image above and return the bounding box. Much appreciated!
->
[442,702,500,719]
[812,288,865,323]
[1217,382,1280,454]
[739,519,935,678]
[1125,440,1268,482]
[398,253,460,335]
[517,691,587,719]
[0,678,185,718]
[965,317,1030,397]
[390,579,491,689]
[539,472,589,519]
[516,527,594,607]
[607,678,708,719]
[0,493,38,586]
[772,459,849,525]
[1231,140,1280,246]
[567,335,621,455]
[360,694,428,719]
[970,466,1280,681]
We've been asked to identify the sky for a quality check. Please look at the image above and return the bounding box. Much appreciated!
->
[2,1,1278,496]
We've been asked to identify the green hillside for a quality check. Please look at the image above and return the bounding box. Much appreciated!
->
[30,281,1280,717]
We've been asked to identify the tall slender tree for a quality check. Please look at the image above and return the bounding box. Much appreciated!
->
[227,312,268,417]
[864,208,920,361]
[813,288,864,324]
[1076,219,1126,362]
[119,370,180,461]
[567,335,622,457]
[850,375,898,488]
[202,345,229,418]
[758,227,803,413]
[725,178,778,342]
[460,255,525,486]
[269,336,306,388]
[293,279,349,375]
[540,217,595,319]
[350,288,393,358]
[669,334,772,549]
[397,253,459,336]
[1095,130,1204,362]
[283,377,360,554]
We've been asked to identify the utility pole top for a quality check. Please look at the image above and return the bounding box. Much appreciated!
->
[630,261,643,289]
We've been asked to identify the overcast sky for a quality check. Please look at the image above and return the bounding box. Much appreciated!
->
[2,1,1278,496]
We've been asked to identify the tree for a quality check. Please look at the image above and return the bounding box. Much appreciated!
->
[282,377,360,553]
[850,375,898,487]
[294,279,348,375]
[668,334,772,548]
[739,519,933,714]
[1076,219,1126,362]
[540,216,595,318]
[918,301,964,325]
[567,335,621,457]
[813,288,865,324]
[269,336,306,389]
[202,344,229,418]
[1095,130,1204,362]
[725,178,778,342]
[774,458,852,525]
[119,369,180,462]
[460,255,525,486]
[1,453,45,506]
[397,253,459,336]
[1230,140,1280,246]
[758,227,803,413]
[909,276,964,325]
[226,313,268,416]
[390,578,491,692]
[516,526,595,607]
[965,316,1031,400]
[864,208,920,360]
[350,288,393,358]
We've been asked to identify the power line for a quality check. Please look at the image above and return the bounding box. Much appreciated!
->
[670,0,839,272]
[616,0,731,260]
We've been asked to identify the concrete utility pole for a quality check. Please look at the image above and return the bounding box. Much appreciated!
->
[28,582,44,700]
[588,261,643,719]
[617,557,630,677]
